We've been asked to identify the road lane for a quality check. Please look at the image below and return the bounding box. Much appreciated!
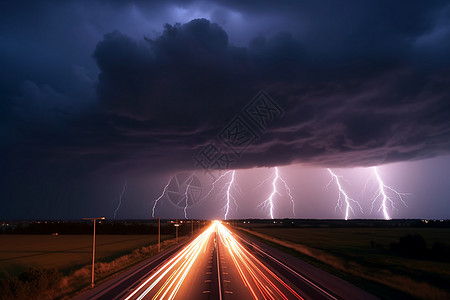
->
[167,231,219,300]
[124,224,216,300]
[232,228,378,300]
[217,224,305,300]
[74,240,191,300]
[78,221,376,300]
[125,221,306,300]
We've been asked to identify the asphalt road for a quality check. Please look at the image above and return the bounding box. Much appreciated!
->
[76,221,377,300]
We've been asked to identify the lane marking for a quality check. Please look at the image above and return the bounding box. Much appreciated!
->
[237,234,339,300]
[216,232,223,300]
[105,243,189,300]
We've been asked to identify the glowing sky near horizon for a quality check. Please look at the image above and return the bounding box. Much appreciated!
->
[147,156,450,220]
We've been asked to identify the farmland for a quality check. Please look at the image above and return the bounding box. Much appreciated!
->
[0,234,172,278]
[242,226,450,299]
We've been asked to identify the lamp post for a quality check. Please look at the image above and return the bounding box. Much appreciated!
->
[174,223,180,243]
[153,217,161,252]
[82,217,105,288]
[158,218,161,252]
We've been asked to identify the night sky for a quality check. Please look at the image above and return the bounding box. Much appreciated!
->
[1,1,450,220]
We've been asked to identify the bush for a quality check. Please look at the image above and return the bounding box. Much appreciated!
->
[0,268,62,300]
[0,277,27,300]
[390,234,427,257]
[19,267,62,291]
[431,241,449,260]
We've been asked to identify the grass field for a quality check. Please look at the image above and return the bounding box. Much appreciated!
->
[0,234,173,278]
[245,227,450,299]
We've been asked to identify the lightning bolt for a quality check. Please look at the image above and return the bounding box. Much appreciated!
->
[267,167,279,219]
[326,169,362,220]
[371,166,408,220]
[204,170,238,220]
[152,176,173,218]
[279,174,296,216]
[254,172,274,191]
[224,170,236,220]
[113,181,127,220]
[183,173,195,220]
[258,167,295,219]
[200,171,232,202]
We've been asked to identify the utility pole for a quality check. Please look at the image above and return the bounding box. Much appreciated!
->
[174,221,179,243]
[158,218,161,253]
[82,217,105,289]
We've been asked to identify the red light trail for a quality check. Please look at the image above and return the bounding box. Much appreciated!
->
[125,221,304,299]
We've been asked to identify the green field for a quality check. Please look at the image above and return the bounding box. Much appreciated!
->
[247,227,450,299]
[0,234,172,278]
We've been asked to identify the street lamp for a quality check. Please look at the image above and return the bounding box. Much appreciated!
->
[158,218,161,252]
[82,217,105,288]
[174,223,180,243]
[152,217,161,253]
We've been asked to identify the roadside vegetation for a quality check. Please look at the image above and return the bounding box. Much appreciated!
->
[240,226,450,299]
[0,237,186,300]
[0,220,207,299]
[0,235,171,278]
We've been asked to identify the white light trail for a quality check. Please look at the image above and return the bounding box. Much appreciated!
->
[152,176,173,218]
[327,169,362,220]
[371,166,408,220]
[125,223,216,300]
[113,181,127,220]
[217,223,304,300]
[125,221,304,300]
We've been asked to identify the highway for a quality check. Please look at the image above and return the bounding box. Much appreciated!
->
[77,221,377,300]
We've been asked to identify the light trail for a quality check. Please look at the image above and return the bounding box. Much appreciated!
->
[217,222,304,300]
[224,170,236,220]
[326,169,362,220]
[258,167,296,219]
[125,221,304,300]
[152,176,173,217]
[125,222,216,300]
[183,173,195,220]
[113,180,127,220]
[371,166,408,220]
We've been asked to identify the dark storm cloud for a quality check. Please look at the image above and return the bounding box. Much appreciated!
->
[2,0,450,219]
[2,0,450,185]
[92,8,450,170]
